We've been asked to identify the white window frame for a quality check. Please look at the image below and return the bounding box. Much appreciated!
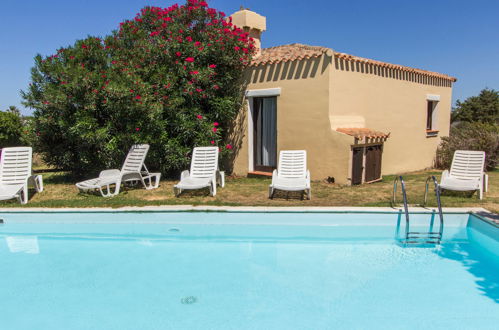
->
[426,94,440,135]
[246,88,281,98]
[246,88,281,172]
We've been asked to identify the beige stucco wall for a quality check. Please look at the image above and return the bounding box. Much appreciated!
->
[229,52,454,185]
[230,55,352,181]
[330,57,453,177]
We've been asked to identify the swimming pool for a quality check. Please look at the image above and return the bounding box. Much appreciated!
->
[0,211,497,329]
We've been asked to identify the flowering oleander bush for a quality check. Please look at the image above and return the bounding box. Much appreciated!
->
[22,0,254,177]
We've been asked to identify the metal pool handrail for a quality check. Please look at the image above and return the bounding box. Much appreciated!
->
[391,176,410,233]
[423,175,444,239]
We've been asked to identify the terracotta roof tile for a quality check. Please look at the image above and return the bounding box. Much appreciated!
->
[337,127,390,139]
[251,43,456,82]
[251,43,331,66]
[335,52,457,82]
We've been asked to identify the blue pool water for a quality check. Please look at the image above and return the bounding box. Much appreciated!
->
[0,211,497,330]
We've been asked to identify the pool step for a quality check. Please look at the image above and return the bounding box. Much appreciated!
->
[402,240,441,245]
[407,231,442,239]
[400,231,442,245]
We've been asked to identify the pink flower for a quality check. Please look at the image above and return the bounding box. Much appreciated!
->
[209,64,216,68]
[226,144,233,150]
[185,57,195,63]
[190,70,199,75]
[212,127,217,133]
[210,140,215,145]
[135,127,140,131]
[176,52,182,57]
[135,95,141,100]
[213,122,219,126]
[194,41,201,46]
[196,114,203,119]
[234,46,240,51]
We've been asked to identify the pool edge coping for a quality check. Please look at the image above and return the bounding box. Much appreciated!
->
[0,206,491,214]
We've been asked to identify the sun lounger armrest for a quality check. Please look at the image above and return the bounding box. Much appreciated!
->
[306,170,311,186]
[180,170,190,180]
[99,169,121,179]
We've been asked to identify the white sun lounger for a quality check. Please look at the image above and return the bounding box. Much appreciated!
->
[439,150,487,200]
[269,150,311,200]
[173,147,221,197]
[0,147,43,204]
[75,144,160,197]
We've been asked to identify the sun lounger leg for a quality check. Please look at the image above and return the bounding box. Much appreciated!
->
[99,182,120,197]
[209,181,217,196]
[269,186,274,199]
[18,185,28,204]
[142,173,161,190]
[34,175,44,192]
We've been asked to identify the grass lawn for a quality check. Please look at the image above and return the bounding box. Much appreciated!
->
[1,168,497,213]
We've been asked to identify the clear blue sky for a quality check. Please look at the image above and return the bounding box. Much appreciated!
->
[1,0,498,115]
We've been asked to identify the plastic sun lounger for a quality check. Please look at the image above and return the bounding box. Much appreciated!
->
[75,144,160,197]
[0,147,43,204]
[269,150,311,200]
[439,150,487,200]
[173,147,223,197]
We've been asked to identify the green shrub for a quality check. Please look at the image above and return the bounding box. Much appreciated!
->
[0,110,26,147]
[436,122,499,171]
[22,1,254,177]
[451,88,498,124]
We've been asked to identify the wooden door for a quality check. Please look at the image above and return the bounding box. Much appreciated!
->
[352,147,364,185]
[365,145,382,182]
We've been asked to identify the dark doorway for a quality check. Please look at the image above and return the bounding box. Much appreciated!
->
[253,97,277,172]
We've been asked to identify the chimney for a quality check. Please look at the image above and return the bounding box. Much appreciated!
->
[230,8,266,57]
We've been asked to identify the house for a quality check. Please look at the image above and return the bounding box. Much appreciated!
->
[228,9,456,185]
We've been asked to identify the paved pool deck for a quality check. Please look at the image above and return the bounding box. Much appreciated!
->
[0,206,497,227]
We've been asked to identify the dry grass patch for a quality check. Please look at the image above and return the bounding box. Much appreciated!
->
[0,169,497,212]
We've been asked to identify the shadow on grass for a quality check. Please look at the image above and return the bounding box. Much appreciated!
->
[271,190,308,201]
[174,187,213,198]
[42,172,77,184]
